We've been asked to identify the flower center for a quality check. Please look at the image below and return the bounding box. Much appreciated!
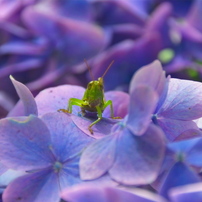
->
[53,161,63,173]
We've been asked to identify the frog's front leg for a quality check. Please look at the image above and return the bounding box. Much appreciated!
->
[104,100,121,119]
[58,98,84,113]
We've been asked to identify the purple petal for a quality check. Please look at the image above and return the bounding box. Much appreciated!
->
[187,0,202,32]
[109,124,165,185]
[22,6,109,64]
[3,169,60,202]
[0,0,21,20]
[104,91,129,118]
[174,129,202,141]
[35,85,120,138]
[157,118,198,141]
[157,78,202,120]
[87,34,162,91]
[35,85,85,116]
[169,182,202,202]
[90,0,145,25]
[80,134,117,180]
[10,76,38,116]
[0,59,43,78]
[41,112,93,162]
[71,114,119,138]
[146,2,172,46]
[129,60,166,97]
[0,41,47,55]
[61,184,166,202]
[127,85,158,135]
[0,115,54,170]
[61,184,107,202]
[26,66,67,92]
[159,162,201,199]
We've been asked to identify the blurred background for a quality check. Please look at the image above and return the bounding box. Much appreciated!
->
[0,0,201,118]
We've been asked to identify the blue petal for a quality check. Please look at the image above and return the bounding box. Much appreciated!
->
[159,162,201,199]
[0,115,54,170]
[41,112,93,162]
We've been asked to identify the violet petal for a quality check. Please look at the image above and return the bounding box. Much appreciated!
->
[129,60,166,97]
[104,91,129,118]
[80,134,117,180]
[35,85,85,116]
[109,124,165,185]
[2,169,60,202]
[10,76,38,116]
[157,78,202,120]
[61,184,166,202]
[157,118,199,141]
[127,85,158,136]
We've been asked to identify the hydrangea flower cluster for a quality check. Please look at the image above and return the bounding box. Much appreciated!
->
[0,0,202,118]
[0,60,202,201]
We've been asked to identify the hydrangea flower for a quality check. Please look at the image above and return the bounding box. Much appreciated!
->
[9,73,129,139]
[79,76,165,185]
[0,112,93,201]
[130,59,202,142]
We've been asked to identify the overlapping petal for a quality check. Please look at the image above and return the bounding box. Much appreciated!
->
[80,134,117,180]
